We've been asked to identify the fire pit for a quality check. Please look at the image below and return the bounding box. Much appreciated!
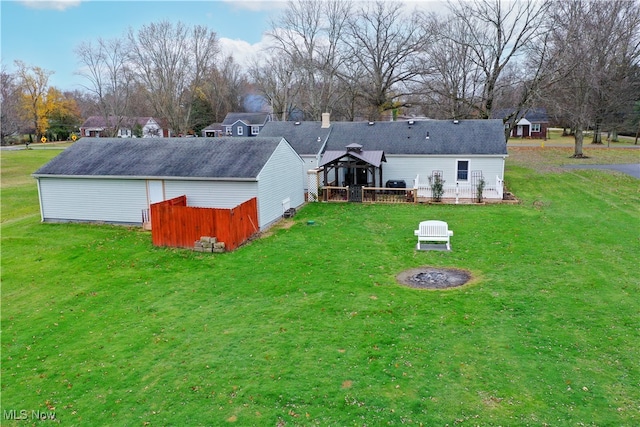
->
[396,267,472,289]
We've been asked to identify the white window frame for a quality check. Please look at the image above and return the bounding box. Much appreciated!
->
[456,160,470,181]
[531,123,541,133]
[251,126,260,135]
[237,125,243,135]
[225,126,232,136]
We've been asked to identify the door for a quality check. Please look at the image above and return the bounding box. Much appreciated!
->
[356,168,368,185]
[349,185,363,202]
[147,180,165,206]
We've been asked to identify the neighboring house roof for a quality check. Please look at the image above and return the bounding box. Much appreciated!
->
[492,108,549,123]
[275,119,505,156]
[33,137,286,180]
[259,121,332,155]
[222,112,271,126]
[202,123,223,132]
[80,116,161,129]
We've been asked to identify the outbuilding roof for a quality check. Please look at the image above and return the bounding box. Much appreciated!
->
[33,137,286,180]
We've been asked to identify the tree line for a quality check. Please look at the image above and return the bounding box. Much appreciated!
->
[2,0,639,156]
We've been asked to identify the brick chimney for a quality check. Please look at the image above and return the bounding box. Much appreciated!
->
[321,112,331,128]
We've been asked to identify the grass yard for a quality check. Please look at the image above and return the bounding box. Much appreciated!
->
[1,145,639,426]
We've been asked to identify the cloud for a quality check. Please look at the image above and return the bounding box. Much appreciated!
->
[19,0,81,11]
[220,0,287,12]
[219,35,274,70]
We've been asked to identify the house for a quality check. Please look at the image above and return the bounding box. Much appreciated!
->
[33,137,305,230]
[80,116,168,138]
[221,112,271,137]
[261,116,508,200]
[493,108,549,139]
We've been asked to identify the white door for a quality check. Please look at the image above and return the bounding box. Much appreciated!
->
[147,180,165,206]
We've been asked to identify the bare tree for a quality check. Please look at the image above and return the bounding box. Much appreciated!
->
[128,21,220,135]
[586,1,640,144]
[268,0,351,120]
[202,55,247,123]
[340,0,429,120]
[248,54,299,121]
[1,68,24,144]
[75,37,133,137]
[444,0,551,120]
[417,15,484,119]
[547,0,640,157]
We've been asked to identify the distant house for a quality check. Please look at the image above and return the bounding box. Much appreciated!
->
[33,137,305,230]
[80,116,168,138]
[221,112,271,137]
[260,115,508,200]
[493,108,549,139]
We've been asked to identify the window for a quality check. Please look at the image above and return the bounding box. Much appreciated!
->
[237,126,243,135]
[251,126,260,135]
[225,126,232,135]
[457,160,469,181]
[531,123,541,133]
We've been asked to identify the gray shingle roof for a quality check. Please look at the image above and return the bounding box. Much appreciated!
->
[80,116,159,128]
[261,119,506,156]
[492,108,549,123]
[222,112,271,126]
[33,137,285,179]
[316,119,506,155]
[259,121,331,155]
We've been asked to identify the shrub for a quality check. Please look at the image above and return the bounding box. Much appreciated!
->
[476,177,486,203]
[428,174,445,202]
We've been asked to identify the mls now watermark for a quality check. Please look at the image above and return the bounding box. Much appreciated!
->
[3,409,56,421]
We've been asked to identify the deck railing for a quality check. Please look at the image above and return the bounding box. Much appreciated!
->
[414,175,504,202]
[322,186,417,203]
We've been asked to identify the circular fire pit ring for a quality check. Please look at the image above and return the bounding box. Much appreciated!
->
[396,267,472,289]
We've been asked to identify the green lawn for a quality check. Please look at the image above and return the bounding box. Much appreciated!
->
[1,146,639,426]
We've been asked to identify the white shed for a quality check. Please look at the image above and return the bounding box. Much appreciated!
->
[33,137,305,230]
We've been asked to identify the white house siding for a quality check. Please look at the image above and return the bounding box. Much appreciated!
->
[38,178,147,224]
[164,180,257,208]
[256,141,305,229]
[383,155,505,188]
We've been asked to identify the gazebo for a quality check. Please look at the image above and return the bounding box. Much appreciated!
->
[319,143,386,201]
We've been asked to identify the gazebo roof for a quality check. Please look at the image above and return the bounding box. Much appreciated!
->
[319,147,386,168]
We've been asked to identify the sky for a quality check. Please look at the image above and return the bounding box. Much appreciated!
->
[1,0,449,92]
[0,0,285,91]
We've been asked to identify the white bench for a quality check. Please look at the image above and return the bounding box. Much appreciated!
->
[414,220,453,250]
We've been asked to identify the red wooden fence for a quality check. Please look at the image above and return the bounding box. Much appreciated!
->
[150,196,259,251]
